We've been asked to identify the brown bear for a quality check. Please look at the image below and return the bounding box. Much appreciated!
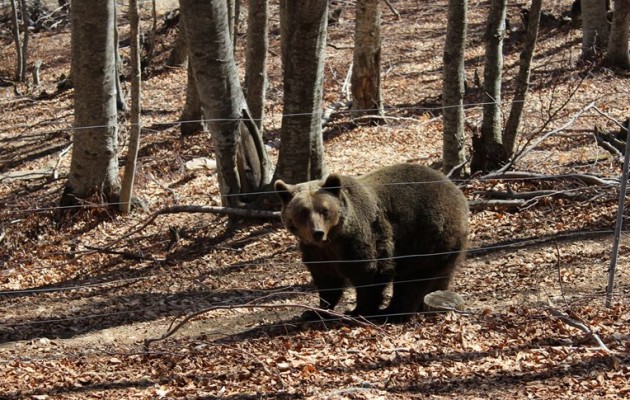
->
[275,163,468,322]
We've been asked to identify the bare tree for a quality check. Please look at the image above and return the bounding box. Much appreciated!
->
[62,0,120,205]
[503,0,542,156]
[180,62,206,136]
[442,0,467,176]
[605,0,630,68]
[471,0,508,173]
[351,0,383,119]
[166,15,188,67]
[180,0,271,207]
[245,0,269,132]
[581,0,610,59]
[18,0,29,82]
[274,0,328,184]
[10,0,23,82]
[120,0,142,213]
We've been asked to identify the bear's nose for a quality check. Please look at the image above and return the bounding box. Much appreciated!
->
[312,230,325,242]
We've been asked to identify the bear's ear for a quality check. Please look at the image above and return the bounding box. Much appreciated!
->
[274,179,294,204]
[322,174,343,198]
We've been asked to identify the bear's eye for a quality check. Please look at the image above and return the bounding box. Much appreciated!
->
[299,208,310,219]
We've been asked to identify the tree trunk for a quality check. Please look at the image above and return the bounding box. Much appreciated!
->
[166,17,188,67]
[180,0,271,206]
[120,0,142,214]
[274,0,328,184]
[581,0,610,58]
[442,0,467,176]
[10,0,23,82]
[471,0,508,173]
[63,0,120,204]
[351,0,383,119]
[245,0,268,132]
[180,60,206,136]
[503,0,542,157]
[605,0,630,68]
[113,2,127,112]
[19,0,29,83]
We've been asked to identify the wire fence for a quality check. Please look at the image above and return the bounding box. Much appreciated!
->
[1,0,627,367]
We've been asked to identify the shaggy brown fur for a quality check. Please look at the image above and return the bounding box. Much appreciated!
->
[275,163,468,322]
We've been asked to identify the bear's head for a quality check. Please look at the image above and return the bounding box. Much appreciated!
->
[274,175,345,247]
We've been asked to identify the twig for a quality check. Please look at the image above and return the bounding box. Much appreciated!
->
[480,170,617,187]
[144,303,377,350]
[83,245,159,261]
[498,101,596,173]
[103,204,280,250]
[547,303,611,353]
[382,0,401,19]
[52,143,72,180]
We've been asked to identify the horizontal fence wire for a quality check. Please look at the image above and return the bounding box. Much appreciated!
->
[1,173,621,215]
[0,227,625,296]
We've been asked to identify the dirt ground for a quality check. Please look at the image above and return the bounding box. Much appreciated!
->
[0,0,629,398]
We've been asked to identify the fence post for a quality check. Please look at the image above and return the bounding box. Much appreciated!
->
[606,119,630,307]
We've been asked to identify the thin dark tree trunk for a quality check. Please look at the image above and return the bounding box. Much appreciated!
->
[274,0,328,183]
[245,0,268,132]
[19,0,29,82]
[605,0,630,68]
[471,0,508,173]
[167,18,188,67]
[10,0,23,82]
[351,0,383,119]
[120,0,142,213]
[180,60,206,136]
[503,0,542,157]
[113,2,127,112]
[63,0,119,204]
[442,0,467,176]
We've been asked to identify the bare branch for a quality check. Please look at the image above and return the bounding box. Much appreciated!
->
[547,303,611,353]
[144,302,378,350]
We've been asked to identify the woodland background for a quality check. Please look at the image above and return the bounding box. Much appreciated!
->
[0,0,629,398]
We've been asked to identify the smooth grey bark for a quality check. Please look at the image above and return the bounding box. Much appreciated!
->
[63,0,120,204]
[120,0,142,213]
[581,0,610,58]
[245,0,268,131]
[605,0,630,68]
[10,0,23,81]
[471,0,508,173]
[503,0,542,156]
[180,0,271,206]
[351,0,384,119]
[442,0,467,176]
[274,0,328,184]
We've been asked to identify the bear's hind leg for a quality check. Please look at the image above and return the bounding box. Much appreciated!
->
[381,279,427,323]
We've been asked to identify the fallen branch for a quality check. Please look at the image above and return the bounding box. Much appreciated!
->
[547,303,611,353]
[498,101,596,173]
[480,171,617,187]
[83,245,159,261]
[594,125,625,157]
[383,0,401,19]
[144,302,377,350]
[104,204,280,250]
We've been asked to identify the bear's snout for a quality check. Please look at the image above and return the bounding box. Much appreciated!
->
[312,229,326,242]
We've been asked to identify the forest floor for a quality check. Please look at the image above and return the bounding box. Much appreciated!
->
[1,0,629,398]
